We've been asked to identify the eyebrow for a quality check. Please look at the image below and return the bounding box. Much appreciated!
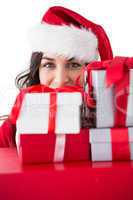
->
[42,56,75,61]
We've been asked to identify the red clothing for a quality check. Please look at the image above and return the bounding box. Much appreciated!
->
[0,118,16,147]
[0,88,23,147]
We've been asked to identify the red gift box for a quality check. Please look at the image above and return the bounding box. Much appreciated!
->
[16,129,90,164]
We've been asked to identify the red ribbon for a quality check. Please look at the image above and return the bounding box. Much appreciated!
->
[111,128,130,160]
[48,92,57,134]
[87,56,133,87]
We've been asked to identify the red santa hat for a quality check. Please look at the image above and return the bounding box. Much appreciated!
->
[28,6,113,62]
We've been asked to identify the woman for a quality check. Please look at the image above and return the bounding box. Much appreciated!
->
[0,6,113,147]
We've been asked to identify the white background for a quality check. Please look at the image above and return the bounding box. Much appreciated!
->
[0,0,133,115]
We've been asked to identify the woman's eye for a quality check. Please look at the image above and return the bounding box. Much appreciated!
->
[42,63,55,69]
[67,63,82,69]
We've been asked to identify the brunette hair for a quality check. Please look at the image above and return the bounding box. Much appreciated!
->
[15,52,43,89]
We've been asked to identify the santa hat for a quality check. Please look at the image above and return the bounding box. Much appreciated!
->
[28,6,113,62]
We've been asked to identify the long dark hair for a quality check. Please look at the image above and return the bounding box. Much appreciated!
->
[15,52,43,89]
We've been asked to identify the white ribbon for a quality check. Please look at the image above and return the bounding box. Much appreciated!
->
[54,134,66,162]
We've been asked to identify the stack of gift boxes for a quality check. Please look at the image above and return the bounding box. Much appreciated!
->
[15,56,133,164]
[87,56,133,161]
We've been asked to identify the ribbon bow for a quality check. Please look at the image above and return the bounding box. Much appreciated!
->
[86,56,133,108]
[105,56,133,87]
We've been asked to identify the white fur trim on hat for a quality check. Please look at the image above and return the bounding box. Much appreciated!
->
[27,23,99,62]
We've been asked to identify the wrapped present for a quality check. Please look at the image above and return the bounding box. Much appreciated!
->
[85,56,133,128]
[10,84,83,134]
[13,84,91,164]
[16,128,90,164]
[16,91,82,134]
[90,127,133,161]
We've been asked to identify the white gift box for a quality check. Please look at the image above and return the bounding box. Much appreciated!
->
[89,69,133,128]
[91,70,114,128]
[90,128,133,161]
[16,92,82,134]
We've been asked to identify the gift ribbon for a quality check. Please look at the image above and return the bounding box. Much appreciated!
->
[86,57,133,86]
[106,57,133,126]
[54,134,66,162]
[86,57,133,97]
[48,92,57,134]
[111,128,131,160]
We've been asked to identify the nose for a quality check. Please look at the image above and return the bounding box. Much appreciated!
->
[53,65,70,87]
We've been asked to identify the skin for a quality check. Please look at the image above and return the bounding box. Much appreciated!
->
[39,54,85,88]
